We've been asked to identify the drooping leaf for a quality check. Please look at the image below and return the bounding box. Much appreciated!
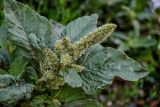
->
[0,74,34,104]
[54,86,84,103]
[60,68,82,88]
[80,45,148,94]
[3,0,52,58]
[63,99,103,107]
[62,14,98,42]
[8,56,28,76]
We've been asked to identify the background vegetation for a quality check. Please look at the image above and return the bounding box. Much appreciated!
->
[0,0,160,107]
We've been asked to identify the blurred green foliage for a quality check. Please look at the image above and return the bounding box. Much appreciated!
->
[0,0,160,106]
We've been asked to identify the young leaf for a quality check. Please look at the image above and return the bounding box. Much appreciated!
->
[9,56,29,76]
[19,66,37,84]
[3,0,52,57]
[62,14,98,42]
[54,86,84,103]
[80,45,148,94]
[60,68,82,88]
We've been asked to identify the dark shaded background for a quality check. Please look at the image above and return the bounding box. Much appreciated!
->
[0,0,160,107]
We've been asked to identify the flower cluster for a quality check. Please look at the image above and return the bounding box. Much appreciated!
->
[72,23,117,59]
[38,23,116,89]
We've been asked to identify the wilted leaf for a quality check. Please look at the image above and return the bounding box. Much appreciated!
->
[80,45,148,94]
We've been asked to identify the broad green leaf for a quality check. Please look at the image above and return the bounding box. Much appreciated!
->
[60,68,82,88]
[50,19,65,38]
[80,45,148,94]
[63,99,103,107]
[0,25,8,48]
[49,20,65,48]
[3,0,52,58]
[0,74,34,104]
[62,14,98,42]
[0,48,12,69]
[54,86,84,103]
[9,56,28,76]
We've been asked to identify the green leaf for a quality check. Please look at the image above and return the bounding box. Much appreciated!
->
[0,25,8,48]
[9,56,29,76]
[31,95,48,107]
[80,45,148,94]
[54,86,84,103]
[20,66,37,83]
[60,68,82,88]
[127,36,157,48]
[50,19,65,38]
[49,20,65,48]
[62,14,98,42]
[63,99,103,107]
[0,83,34,105]
[31,95,61,107]
[0,74,17,87]
[3,0,52,57]
[0,48,12,70]
[0,74,34,104]
[0,68,7,74]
